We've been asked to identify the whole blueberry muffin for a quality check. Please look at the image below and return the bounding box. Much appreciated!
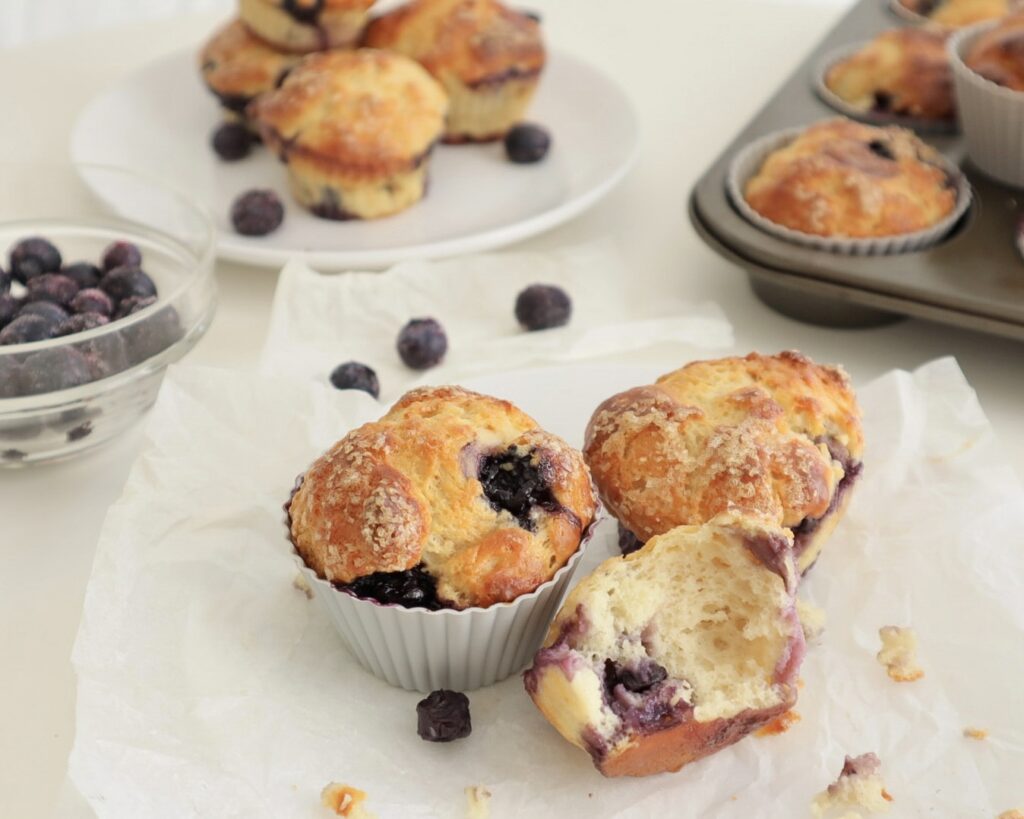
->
[825,29,956,123]
[897,0,1013,27]
[743,118,959,238]
[363,0,545,142]
[238,0,377,52]
[524,514,805,777]
[199,19,303,127]
[250,49,448,219]
[965,12,1024,90]
[287,386,598,610]
[583,351,863,575]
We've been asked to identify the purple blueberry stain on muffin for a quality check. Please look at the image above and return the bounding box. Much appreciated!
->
[396,318,447,370]
[231,189,285,236]
[343,565,442,610]
[282,0,325,24]
[416,690,472,742]
[329,361,380,398]
[478,446,560,530]
[9,237,62,284]
[515,284,571,331]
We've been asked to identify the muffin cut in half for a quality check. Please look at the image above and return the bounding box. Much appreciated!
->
[250,49,448,219]
[524,514,805,777]
[584,351,863,575]
[238,0,377,52]
[363,0,545,142]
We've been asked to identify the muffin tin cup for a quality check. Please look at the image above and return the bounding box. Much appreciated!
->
[949,21,1024,188]
[813,44,960,134]
[726,126,973,255]
[294,514,601,693]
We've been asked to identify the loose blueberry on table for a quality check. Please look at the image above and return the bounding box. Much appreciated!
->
[416,690,472,743]
[329,361,380,398]
[231,189,285,236]
[211,123,254,162]
[505,123,552,164]
[515,283,572,331]
[396,318,448,370]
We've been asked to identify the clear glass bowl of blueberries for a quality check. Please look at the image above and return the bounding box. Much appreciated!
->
[0,164,216,465]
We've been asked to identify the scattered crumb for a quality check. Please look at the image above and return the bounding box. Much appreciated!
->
[811,753,893,817]
[797,599,827,640]
[321,783,376,818]
[756,710,801,737]
[465,785,491,819]
[998,811,1024,819]
[798,677,806,689]
[963,727,989,741]
[293,572,314,599]
[877,626,924,682]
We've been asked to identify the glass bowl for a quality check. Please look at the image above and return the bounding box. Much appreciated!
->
[0,164,216,465]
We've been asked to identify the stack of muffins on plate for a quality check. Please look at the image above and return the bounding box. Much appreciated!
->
[199,0,547,220]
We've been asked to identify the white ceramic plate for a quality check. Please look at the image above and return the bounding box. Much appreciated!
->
[70,48,639,270]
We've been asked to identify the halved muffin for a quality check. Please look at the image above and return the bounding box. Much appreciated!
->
[249,49,448,219]
[238,0,377,52]
[363,0,545,142]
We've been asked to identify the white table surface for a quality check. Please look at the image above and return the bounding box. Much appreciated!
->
[1,2,1022,816]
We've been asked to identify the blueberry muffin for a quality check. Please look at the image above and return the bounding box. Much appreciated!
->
[287,386,598,610]
[238,0,377,52]
[583,351,863,575]
[250,49,448,219]
[965,12,1024,90]
[897,0,1012,27]
[363,0,545,142]
[824,29,956,123]
[524,514,805,777]
[743,118,959,238]
[199,19,302,127]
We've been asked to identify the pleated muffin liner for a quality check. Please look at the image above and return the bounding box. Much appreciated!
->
[442,74,542,143]
[812,43,960,134]
[290,504,603,693]
[949,21,1024,188]
[726,127,973,255]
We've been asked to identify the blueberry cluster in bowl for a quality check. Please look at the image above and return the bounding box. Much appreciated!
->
[0,237,183,397]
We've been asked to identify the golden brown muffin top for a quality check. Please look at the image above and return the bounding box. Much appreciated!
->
[249,49,448,173]
[899,0,1012,26]
[363,0,545,86]
[263,0,377,11]
[583,351,863,544]
[825,29,955,121]
[199,19,302,99]
[966,12,1024,90]
[743,118,958,238]
[288,386,597,610]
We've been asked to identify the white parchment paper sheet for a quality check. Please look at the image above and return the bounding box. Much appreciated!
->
[68,355,1024,818]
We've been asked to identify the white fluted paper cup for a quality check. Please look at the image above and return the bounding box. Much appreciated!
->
[950,20,1024,187]
[727,126,972,255]
[292,514,600,693]
[889,0,935,26]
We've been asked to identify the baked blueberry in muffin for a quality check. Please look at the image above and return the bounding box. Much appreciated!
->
[251,49,448,219]
[287,385,597,610]
[583,352,863,575]
[364,0,545,142]
[199,19,302,128]
[743,118,960,238]
[896,0,1012,27]
[524,514,805,777]
[238,0,377,52]
[965,12,1024,90]
[824,29,956,123]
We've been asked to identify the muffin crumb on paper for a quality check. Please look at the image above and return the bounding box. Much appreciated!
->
[812,753,893,817]
[797,599,827,641]
[963,726,989,740]
[877,626,924,682]
[321,783,377,818]
[465,785,492,819]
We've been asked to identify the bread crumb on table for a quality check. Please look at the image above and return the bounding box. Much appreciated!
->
[293,572,314,599]
[321,783,377,818]
[465,785,491,819]
[963,727,989,740]
[877,626,924,682]
[812,753,893,817]
[797,599,827,641]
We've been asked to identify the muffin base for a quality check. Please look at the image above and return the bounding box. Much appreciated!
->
[238,0,369,52]
[442,73,541,144]
[287,159,432,220]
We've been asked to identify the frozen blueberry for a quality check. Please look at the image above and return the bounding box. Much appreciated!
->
[0,267,9,294]
[121,304,184,364]
[79,332,130,380]
[0,314,56,345]
[26,273,79,306]
[515,284,571,331]
[211,123,254,161]
[20,347,93,395]
[617,524,644,556]
[101,241,143,272]
[416,690,472,742]
[396,318,447,370]
[504,123,551,164]
[0,357,23,398]
[0,294,19,329]
[56,313,110,337]
[231,189,284,236]
[329,361,380,398]
[346,565,441,610]
[18,300,69,328]
[112,295,156,321]
[61,261,103,290]
[478,446,558,529]
[70,288,114,317]
[99,265,157,302]
[283,0,324,23]
[9,237,62,283]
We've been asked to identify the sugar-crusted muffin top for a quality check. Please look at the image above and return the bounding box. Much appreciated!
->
[743,118,958,238]
[899,0,1011,26]
[966,12,1024,90]
[584,351,863,548]
[288,385,597,610]
[825,28,955,121]
[199,19,302,99]
[363,0,545,86]
[249,49,448,172]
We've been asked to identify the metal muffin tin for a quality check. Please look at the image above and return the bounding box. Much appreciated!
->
[688,0,1024,339]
